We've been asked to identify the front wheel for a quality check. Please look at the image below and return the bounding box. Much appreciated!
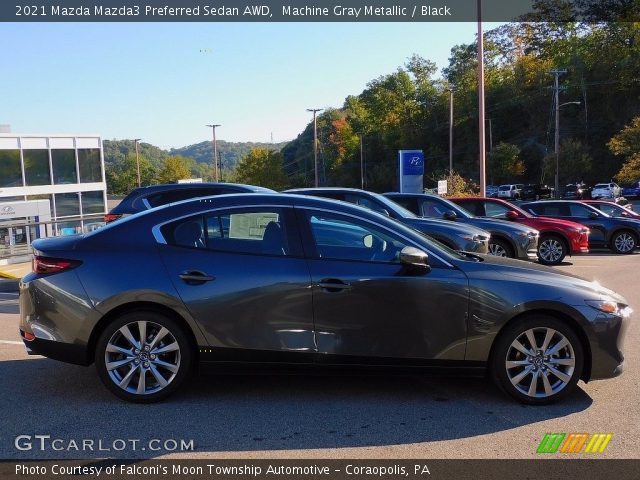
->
[488,238,513,258]
[610,230,637,254]
[492,316,583,405]
[95,311,193,403]
[537,235,567,265]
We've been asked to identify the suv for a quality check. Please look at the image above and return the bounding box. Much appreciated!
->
[521,200,640,254]
[105,183,275,222]
[285,188,491,254]
[591,182,621,199]
[521,184,553,201]
[622,181,640,199]
[562,183,591,200]
[497,184,523,199]
[384,193,539,261]
[450,197,589,265]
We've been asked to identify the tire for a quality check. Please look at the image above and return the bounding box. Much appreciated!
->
[95,311,193,403]
[491,315,584,405]
[610,230,637,254]
[537,235,567,265]
[488,238,513,258]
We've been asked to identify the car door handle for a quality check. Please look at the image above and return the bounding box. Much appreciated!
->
[317,279,352,293]
[179,270,215,283]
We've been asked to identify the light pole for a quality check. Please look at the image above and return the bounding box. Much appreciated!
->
[133,138,142,187]
[206,124,221,182]
[449,88,454,175]
[307,108,323,187]
[555,101,581,197]
[360,134,365,189]
[477,0,486,197]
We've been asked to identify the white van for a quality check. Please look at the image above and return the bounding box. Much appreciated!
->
[497,184,523,199]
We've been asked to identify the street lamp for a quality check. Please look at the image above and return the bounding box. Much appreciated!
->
[477,0,486,197]
[555,101,581,197]
[206,124,221,182]
[133,139,142,187]
[307,108,323,187]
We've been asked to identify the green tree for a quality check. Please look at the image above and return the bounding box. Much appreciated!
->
[158,156,193,184]
[235,148,289,191]
[105,153,156,195]
[610,117,640,183]
[488,143,525,184]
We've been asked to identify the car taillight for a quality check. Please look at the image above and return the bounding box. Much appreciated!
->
[32,256,81,274]
[104,213,121,223]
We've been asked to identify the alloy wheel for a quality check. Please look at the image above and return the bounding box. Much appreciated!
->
[505,327,575,399]
[488,243,508,257]
[614,232,636,253]
[105,320,181,395]
[538,238,565,264]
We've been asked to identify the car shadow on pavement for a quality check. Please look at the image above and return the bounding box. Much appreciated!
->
[1,357,592,458]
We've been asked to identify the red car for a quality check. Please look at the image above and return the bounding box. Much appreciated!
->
[582,200,640,219]
[450,197,590,265]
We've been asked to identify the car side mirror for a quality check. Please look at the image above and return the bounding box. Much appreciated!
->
[589,211,599,219]
[399,246,431,273]
[443,210,457,221]
[506,211,519,220]
[363,234,373,248]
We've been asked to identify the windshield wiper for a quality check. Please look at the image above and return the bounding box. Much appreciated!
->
[455,250,484,262]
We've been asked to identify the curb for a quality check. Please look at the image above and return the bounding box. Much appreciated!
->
[0,278,19,293]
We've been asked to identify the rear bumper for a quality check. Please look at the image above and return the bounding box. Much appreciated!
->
[20,330,90,366]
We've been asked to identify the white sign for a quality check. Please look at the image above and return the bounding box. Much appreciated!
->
[177,178,203,184]
[437,180,448,195]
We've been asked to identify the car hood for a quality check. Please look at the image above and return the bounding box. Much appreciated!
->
[463,217,535,234]
[525,216,588,230]
[464,254,624,302]
[403,217,489,236]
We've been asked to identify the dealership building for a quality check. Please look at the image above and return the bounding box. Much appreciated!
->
[0,133,107,259]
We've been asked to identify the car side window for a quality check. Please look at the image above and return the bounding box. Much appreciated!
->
[569,204,594,218]
[305,211,408,263]
[344,194,389,215]
[420,199,448,218]
[392,197,419,215]
[455,201,483,216]
[162,209,289,256]
[484,202,511,218]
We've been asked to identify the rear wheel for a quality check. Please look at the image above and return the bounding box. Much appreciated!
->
[488,238,513,258]
[492,316,583,405]
[537,235,567,265]
[95,311,193,403]
[610,230,637,254]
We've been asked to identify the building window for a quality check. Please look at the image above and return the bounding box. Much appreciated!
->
[81,191,105,214]
[78,149,102,183]
[0,150,23,188]
[26,194,54,218]
[23,149,51,186]
[51,149,77,184]
[54,193,80,217]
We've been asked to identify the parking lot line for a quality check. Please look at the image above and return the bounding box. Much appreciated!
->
[0,340,23,345]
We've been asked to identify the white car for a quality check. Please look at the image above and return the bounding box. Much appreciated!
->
[591,182,621,199]
[497,184,523,199]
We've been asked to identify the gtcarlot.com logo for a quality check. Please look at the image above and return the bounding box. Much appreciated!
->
[14,435,194,452]
[537,433,613,454]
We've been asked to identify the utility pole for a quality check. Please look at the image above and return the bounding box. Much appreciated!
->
[218,151,223,182]
[551,69,567,198]
[477,0,486,197]
[487,118,493,152]
[449,88,454,175]
[360,134,364,189]
[206,124,221,182]
[133,138,142,187]
[306,108,323,187]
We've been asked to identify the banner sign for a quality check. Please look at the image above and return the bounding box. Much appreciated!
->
[398,150,424,193]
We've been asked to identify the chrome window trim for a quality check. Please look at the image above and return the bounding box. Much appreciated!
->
[296,205,455,268]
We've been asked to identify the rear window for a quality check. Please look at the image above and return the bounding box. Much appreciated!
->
[146,187,223,207]
[499,186,511,191]
[593,184,609,189]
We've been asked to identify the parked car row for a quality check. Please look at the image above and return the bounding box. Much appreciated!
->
[493,181,635,200]
[18,183,631,406]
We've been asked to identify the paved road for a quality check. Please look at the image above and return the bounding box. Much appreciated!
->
[0,251,637,460]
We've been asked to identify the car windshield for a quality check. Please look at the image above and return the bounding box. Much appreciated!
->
[505,203,533,218]
[367,192,418,219]
[432,196,474,219]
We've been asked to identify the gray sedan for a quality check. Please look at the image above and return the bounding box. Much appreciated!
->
[20,193,629,405]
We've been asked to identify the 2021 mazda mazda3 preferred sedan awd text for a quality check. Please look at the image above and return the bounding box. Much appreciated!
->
[20,194,630,404]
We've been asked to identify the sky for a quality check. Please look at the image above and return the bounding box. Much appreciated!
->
[2,22,502,149]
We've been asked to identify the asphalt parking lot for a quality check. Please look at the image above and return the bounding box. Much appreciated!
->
[0,251,638,460]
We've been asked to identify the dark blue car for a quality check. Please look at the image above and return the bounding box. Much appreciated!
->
[622,181,640,199]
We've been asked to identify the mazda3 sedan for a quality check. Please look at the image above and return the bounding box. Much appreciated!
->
[20,194,630,404]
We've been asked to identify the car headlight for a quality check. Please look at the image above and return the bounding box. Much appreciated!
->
[517,231,538,238]
[585,300,633,317]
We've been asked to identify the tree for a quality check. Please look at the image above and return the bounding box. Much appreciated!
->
[234,148,289,191]
[488,143,525,184]
[610,116,640,183]
[158,156,193,184]
[105,153,156,195]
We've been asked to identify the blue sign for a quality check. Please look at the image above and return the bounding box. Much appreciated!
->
[398,150,425,193]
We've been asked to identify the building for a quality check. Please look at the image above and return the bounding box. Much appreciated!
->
[0,133,107,258]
